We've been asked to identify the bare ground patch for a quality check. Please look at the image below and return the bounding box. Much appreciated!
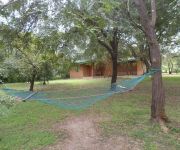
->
[42,114,142,150]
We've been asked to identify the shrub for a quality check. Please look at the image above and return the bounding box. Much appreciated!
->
[0,95,16,116]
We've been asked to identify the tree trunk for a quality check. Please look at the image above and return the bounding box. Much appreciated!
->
[169,69,172,74]
[168,61,173,74]
[134,0,168,122]
[97,37,119,88]
[98,27,119,90]
[43,75,46,85]
[29,71,36,91]
[142,58,151,73]
[111,55,118,85]
[150,42,168,122]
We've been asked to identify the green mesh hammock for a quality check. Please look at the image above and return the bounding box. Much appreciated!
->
[0,69,159,110]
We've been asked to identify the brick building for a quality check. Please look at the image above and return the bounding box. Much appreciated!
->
[70,59,146,78]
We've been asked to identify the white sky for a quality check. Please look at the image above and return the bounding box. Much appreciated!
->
[0,0,9,5]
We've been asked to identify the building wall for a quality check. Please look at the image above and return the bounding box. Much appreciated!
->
[70,65,84,78]
[70,64,93,78]
[70,61,146,78]
[103,61,139,76]
[136,61,146,75]
[83,65,92,77]
[94,64,106,76]
[117,62,137,76]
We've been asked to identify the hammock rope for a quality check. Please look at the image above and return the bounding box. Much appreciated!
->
[0,68,160,110]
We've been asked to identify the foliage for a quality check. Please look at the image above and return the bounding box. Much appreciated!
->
[162,52,180,73]
[121,0,180,69]
[174,57,180,73]
[0,0,73,83]
[0,95,16,116]
[0,0,179,83]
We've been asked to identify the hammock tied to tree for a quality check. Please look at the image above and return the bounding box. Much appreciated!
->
[0,69,160,110]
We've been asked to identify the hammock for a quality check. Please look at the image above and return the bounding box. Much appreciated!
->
[0,69,160,110]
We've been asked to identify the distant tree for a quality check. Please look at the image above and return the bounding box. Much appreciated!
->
[0,0,51,90]
[174,57,180,73]
[167,58,173,74]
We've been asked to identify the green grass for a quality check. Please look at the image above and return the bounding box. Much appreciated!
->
[1,78,111,91]
[0,77,180,150]
[0,101,72,150]
[93,77,180,150]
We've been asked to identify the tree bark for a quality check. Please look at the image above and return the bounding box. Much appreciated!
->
[140,44,151,72]
[168,61,173,74]
[109,27,119,86]
[111,55,118,85]
[142,57,151,72]
[98,37,118,86]
[29,68,36,91]
[29,74,35,91]
[43,75,46,85]
[149,41,168,122]
[168,69,172,74]
[134,0,168,122]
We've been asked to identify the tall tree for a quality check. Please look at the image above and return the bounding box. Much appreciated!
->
[62,0,131,86]
[0,0,49,90]
[133,0,168,122]
[124,0,179,73]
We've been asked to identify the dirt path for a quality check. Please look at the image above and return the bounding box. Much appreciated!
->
[42,115,142,150]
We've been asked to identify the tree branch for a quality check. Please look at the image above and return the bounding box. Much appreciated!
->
[97,39,113,56]
[0,0,19,10]
[15,47,38,70]
[100,29,107,38]
[109,27,119,54]
[125,6,145,33]
[151,0,156,27]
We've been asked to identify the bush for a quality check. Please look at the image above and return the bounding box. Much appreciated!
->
[0,95,16,116]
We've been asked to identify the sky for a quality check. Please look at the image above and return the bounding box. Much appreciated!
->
[0,0,9,5]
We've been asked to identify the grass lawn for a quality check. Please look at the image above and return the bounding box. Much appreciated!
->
[94,77,180,150]
[0,77,180,150]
